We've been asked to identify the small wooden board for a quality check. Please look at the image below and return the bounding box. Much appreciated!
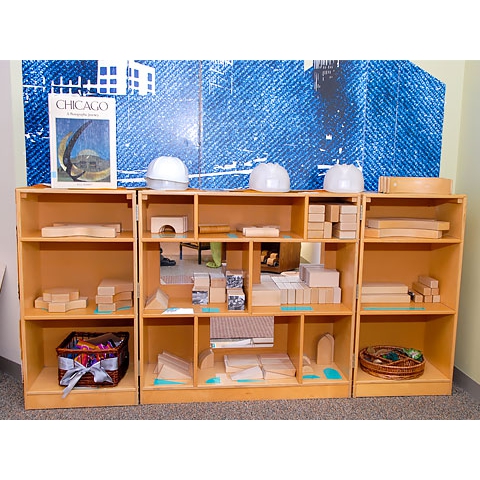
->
[364,227,443,239]
[41,224,117,238]
[378,176,452,194]
[361,282,409,294]
[362,293,411,303]
[366,217,450,231]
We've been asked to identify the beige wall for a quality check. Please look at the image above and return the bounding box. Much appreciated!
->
[454,61,480,384]
[2,60,479,387]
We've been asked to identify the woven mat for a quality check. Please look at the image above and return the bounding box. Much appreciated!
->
[210,316,273,339]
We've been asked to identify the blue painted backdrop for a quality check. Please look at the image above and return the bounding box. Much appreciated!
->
[22,60,445,191]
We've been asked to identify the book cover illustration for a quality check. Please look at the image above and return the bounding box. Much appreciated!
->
[48,94,117,188]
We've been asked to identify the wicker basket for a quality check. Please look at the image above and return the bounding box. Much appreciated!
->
[57,331,129,388]
[359,345,425,380]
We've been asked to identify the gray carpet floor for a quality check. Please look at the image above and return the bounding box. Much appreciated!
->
[1,370,479,420]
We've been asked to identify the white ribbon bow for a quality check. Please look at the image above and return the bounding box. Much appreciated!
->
[59,357,118,398]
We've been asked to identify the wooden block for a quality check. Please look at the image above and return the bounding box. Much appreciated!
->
[156,351,192,380]
[48,297,88,312]
[378,176,453,195]
[308,213,325,222]
[304,266,339,287]
[209,286,226,303]
[262,358,296,378]
[418,275,439,289]
[412,282,432,296]
[324,287,334,303]
[307,221,324,231]
[224,354,260,372]
[333,286,341,304]
[53,222,121,233]
[323,221,332,239]
[301,284,311,304]
[145,288,169,310]
[286,284,296,304]
[294,283,304,304]
[96,291,132,304]
[364,227,442,239]
[317,333,334,365]
[97,278,134,296]
[339,213,357,223]
[309,204,325,214]
[251,283,281,306]
[367,218,450,231]
[96,299,133,312]
[423,295,433,303]
[43,287,80,303]
[230,365,264,380]
[325,204,340,222]
[41,224,117,238]
[361,282,409,294]
[362,293,411,303]
[409,291,423,302]
[193,272,210,288]
[198,224,230,234]
[34,296,49,309]
[198,348,215,369]
[310,287,319,304]
[317,287,327,304]
[227,288,245,310]
[332,227,356,239]
[431,288,440,296]
[241,226,280,237]
[432,295,441,303]
[338,204,358,214]
[151,216,187,234]
[334,222,357,231]
[302,355,314,373]
[210,273,226,288]
[307,230,324,239]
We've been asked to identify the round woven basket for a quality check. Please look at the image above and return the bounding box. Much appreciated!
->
[359,345,425,380]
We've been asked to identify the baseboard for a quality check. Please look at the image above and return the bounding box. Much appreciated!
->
[1,357,478,402]
[453,367,480,402]
[0,357,22,381]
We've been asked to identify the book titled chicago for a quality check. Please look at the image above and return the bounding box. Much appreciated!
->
[48,94,117,189]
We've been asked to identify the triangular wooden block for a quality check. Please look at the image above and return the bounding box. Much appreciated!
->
[230,365,263,380]
[145,288,169,310]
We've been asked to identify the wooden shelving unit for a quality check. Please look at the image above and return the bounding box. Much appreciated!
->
[16,187,138,409]
[15,187,466,409]
[138,190,360,404]
[353,193,467,397]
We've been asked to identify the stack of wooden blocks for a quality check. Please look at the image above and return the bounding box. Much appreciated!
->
[409,275,441,303]
[191,270,245,310]
[361,282,411,303]
[95,278,134,312]
[34,287,87,312]
[251,265,341,307]
[307,203,358,239]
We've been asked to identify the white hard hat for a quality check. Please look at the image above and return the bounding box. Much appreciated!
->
[249,163,290,192]
[145,156,189,190]
[323,164,364,193]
